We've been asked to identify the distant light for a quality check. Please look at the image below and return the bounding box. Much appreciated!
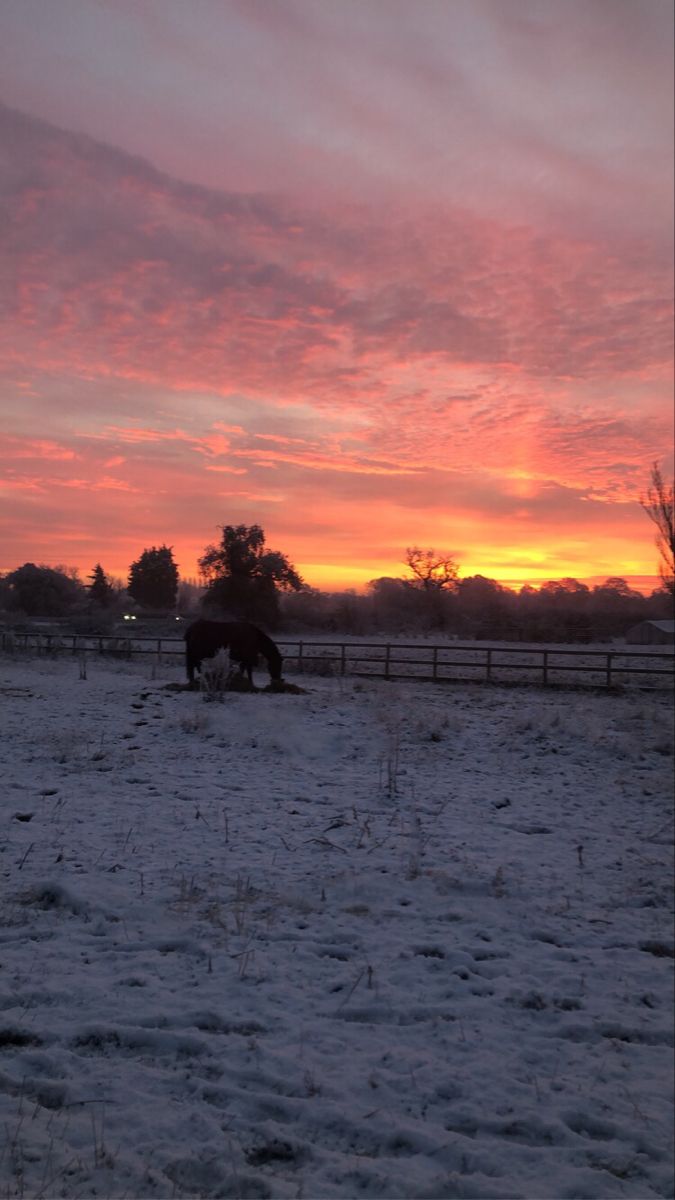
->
[123,614,137,621]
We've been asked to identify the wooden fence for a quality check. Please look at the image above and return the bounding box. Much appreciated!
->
[2,630,674,690]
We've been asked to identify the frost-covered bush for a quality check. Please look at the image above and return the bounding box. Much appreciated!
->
[199,649,231,702]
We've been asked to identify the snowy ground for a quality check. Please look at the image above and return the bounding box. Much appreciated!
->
[0,652,673,1200]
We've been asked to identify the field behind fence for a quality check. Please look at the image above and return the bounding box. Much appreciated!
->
[2,630,674,690]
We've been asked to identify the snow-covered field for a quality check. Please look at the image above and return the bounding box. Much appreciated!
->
[0,652,673,1200]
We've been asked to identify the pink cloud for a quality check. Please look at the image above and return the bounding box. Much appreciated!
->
[0,435,77,462]
[3,102,671,414]
[0,85,672,588]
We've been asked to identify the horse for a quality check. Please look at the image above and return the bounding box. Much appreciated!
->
[184,619,283,687]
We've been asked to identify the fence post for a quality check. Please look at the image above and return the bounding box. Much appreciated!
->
[432,646,438,681]
[340,644,346,675]
[606,653,612,688]
[486,648,492,682]
[542,650,548,685]
[384,644,391,679]
[298,641,304,673]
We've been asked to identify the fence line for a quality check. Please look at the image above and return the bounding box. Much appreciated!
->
[2,630,673,690]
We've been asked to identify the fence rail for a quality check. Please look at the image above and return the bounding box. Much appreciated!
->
[2,630,673,690]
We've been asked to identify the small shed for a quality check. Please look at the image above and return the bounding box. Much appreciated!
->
[626,619,675,645]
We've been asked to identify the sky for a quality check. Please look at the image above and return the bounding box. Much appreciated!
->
[1,0,673,594]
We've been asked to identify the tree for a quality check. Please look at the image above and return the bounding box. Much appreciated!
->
[198,524,303,626]
[588,578,645,640]
[594,577,635,598]
[640,462,675,596]
[177,578,205,617]
[369,577,421,631]
[87,563,115,608]
[0,563,84,617]
[403,547,459,591]
[539,578,590,597]
[456,575,514,639]
[523,579,593,642]
[127,545,179,611]
[280,586,334,632]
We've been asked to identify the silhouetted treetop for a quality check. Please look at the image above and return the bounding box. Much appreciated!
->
[87,563,115,608]
[0,563,84,617]
[404,547,459,591]
[199,524,303,626]
[128,545,178,611]
[640,461,675,596]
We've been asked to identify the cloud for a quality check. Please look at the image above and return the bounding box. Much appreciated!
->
[5,0,672,241]
[0,95,672,587]
[2,102,672,409]
[0,435,77,462]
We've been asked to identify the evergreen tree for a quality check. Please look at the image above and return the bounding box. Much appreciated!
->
[87,563,115,608]
[127,546,179,611]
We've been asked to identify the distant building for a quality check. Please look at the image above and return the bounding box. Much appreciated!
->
[626,619,675,645]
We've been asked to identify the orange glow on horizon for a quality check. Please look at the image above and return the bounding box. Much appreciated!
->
[1,546,659,599]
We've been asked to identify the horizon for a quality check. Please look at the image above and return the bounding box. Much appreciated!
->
[0,555,663,600]
[1,2,673,587]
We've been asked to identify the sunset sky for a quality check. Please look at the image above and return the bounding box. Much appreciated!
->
[2,0,673,594]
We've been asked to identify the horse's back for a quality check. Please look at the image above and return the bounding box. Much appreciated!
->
[185,618,231,652]
[226,622,263,665]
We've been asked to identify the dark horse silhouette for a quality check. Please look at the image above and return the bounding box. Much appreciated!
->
[184,619,283,687]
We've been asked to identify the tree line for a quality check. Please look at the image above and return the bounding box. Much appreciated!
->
[286,572,671,643]
[0,525,303,628]
[1,465,673,643]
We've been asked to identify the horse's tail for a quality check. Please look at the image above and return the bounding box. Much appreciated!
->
[254,627,283,680]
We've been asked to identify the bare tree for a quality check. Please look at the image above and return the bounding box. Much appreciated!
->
[404,547,459,591]
[640,462,675,595]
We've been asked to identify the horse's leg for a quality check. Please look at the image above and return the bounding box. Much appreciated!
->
[237,660,253,685]
[186,647,195,685]
[233,655,254,685]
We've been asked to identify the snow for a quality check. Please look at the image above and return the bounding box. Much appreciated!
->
[0,651,673,1200]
